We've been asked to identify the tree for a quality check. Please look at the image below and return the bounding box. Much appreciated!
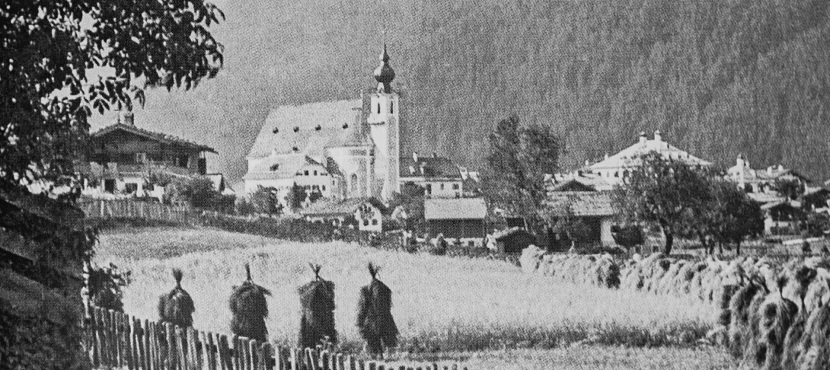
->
[611,224,645,252]
[1,2,223,367]
[775,178,805,200]
[481,115,563,234]
[286,183,307,211]
[700,180,765,255]
[388,182,425,233]
[612,152,712,255]
[249,186,282,215]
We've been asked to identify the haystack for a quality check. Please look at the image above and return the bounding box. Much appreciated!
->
[794,298,830,370]
[357,263,399,358]
[740,276,798,370]
[298,264,336,349]
[229,263,271,341]
[158,269,195,328]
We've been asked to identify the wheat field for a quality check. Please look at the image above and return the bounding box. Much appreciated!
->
[94,226,735,368]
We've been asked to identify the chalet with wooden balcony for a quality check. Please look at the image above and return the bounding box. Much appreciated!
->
[83,112,216,199]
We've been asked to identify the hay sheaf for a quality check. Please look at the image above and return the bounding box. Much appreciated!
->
[229,264,271,342]
[158,268,195,328]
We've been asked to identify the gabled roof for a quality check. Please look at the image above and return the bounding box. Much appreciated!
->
[424,198,487,220]
[588,132,711,171]
[91,123,216,153]
[545,191,616,217]
[399,155,462,179]
[247,99,373,159]
[298,197,378,217]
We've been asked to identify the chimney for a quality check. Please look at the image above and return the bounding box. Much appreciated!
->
[412,152,418,163]
[736,154,745,168]
[653,130,662,142]
[122,111,134,126]
[638,131,647,145]
[604,153,610,160]
[584,160,590,166]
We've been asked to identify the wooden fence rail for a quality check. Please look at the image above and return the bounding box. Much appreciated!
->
[86,307,468,370]
[79,199,201,224]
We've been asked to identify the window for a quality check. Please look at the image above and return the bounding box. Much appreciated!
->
[452,183,459,190]
[390,101,394,114]
[177,155,189,167]
[372,219,378,225]
[304,170,309,176]
[363,219,369,226]
[322,185,326,191]
[135,152,147,163]
[270,164,280,171]
[376,104,381,114]
[440,183,445,190]
[313,170,318,176]
[426,184,432,194]
[125,183,138,194]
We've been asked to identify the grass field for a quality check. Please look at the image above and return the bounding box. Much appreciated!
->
[94,226,737,369]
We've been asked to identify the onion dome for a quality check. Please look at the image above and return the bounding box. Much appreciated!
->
[373,44,395,93]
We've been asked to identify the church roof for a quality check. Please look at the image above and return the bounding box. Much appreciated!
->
[247,99,373,159]
[588,131,711,171]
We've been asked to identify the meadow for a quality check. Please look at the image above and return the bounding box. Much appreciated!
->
[94,226,736,368]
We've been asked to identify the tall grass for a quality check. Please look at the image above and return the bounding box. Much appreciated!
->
[96,227,718,353]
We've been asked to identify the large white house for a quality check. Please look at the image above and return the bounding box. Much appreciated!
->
[243,45,401,207]
[587,130,712,189]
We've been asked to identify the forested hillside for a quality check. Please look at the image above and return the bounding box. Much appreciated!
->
[91,0,830,185]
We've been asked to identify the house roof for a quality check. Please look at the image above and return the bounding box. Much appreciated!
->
[298,197,377,217]
[748,192,787,204]
[424,198,487,220]
[247,99,373,159]
[399,155,462,179]
[588,131,711,171]
[91,123,216,153]
[727,163,811,184]
[243,155,326,181]
[545,191,616,217]
[761,200,802,211]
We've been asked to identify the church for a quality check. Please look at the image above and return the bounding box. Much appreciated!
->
[243,45,401,207]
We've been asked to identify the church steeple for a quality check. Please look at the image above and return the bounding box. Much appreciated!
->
[373,44,395,93]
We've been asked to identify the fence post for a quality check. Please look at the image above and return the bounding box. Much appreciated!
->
[175,326,189,370]
[187,327,201,370]
[290,348,300,370]
[217,334,231,370]
[247,339,258,370]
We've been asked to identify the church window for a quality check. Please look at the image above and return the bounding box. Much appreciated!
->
[322,185,326,191]
[390,101,394,114]
[351,174,358,194]
[270,164,280,171]
[293,126,299,132]
[272,127,279,133]
[315,125,321,131]
[440,183,445,190]
[377,103,381,114]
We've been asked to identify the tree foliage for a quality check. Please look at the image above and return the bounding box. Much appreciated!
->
[388,182,425,233]
[249,186,282,216]
[1,0,224,195]
[698,180,765,255]
[481,115,563,233]
[612,152,712,255]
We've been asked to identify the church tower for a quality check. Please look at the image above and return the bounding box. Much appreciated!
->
[367,44,400,201]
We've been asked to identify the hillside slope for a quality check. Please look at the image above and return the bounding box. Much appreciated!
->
[91,0,830,184]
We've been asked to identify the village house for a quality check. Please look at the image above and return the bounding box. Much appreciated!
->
[586,130,712,190]
[545,179,617,247]
[424,197,488,246]
[243,45,401,207]
[82,112,217,200]
[298,197,384,232]
[399,152,463,198]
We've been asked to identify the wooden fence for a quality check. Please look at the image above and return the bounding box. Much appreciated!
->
[86,307,468,370]
[79,199,201,224]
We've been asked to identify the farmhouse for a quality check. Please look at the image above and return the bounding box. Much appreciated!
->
[399,152,463,198]
[424,197,487,246]
[243,45,402,205]
[545,191,617,246]
[83,112,216,199]
[298,197,384,232]
[762,200,805,235]
[587,130,712,189]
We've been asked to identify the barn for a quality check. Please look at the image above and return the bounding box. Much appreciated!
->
[424,198,487,246]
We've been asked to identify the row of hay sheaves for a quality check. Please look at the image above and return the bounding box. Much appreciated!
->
[519,246,830,370]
